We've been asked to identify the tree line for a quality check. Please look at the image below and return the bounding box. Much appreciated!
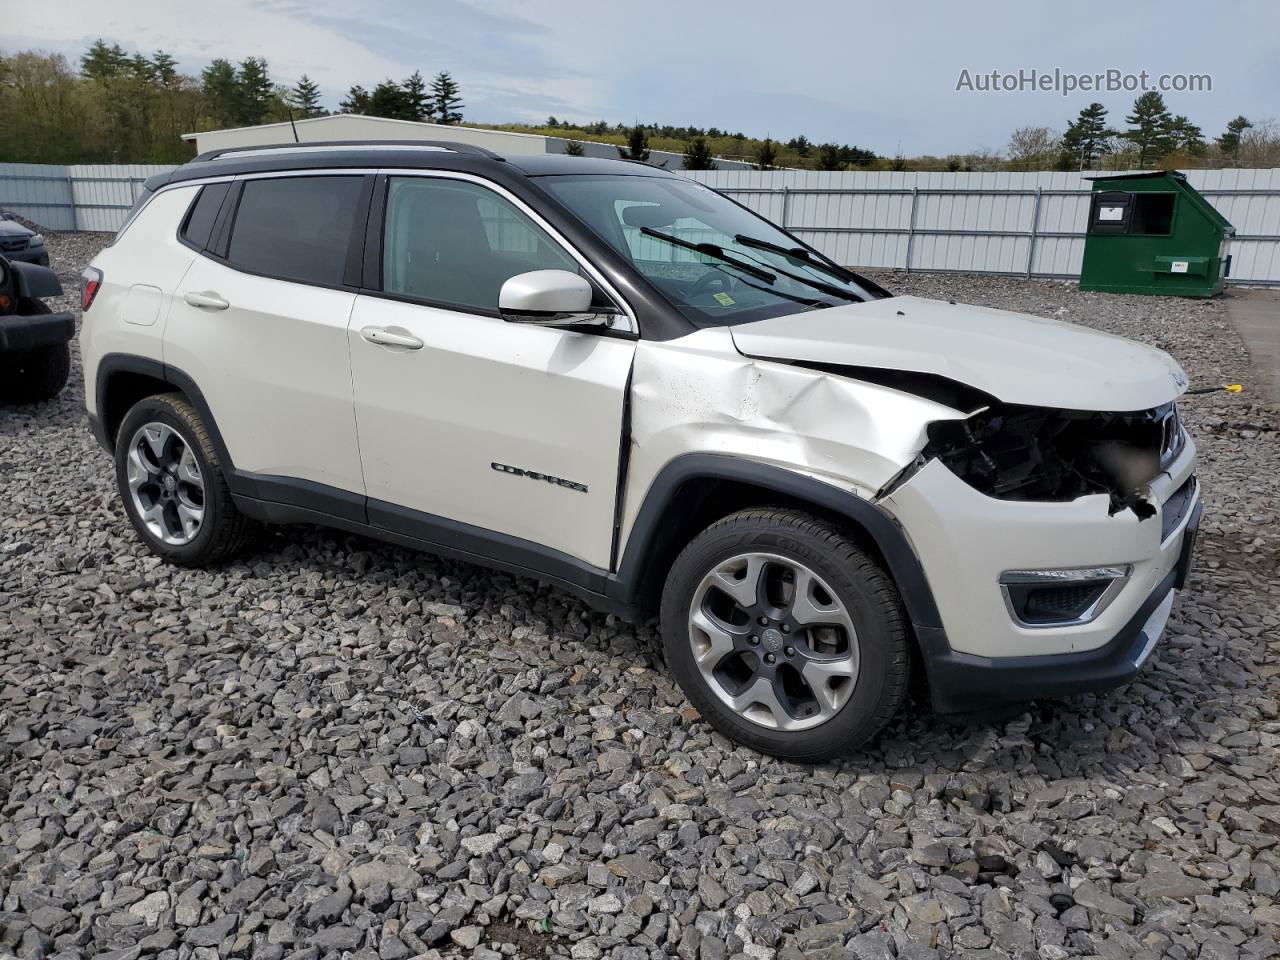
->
[1000,93,1278,172]
[0,41,468,164]
[502,120,879,172]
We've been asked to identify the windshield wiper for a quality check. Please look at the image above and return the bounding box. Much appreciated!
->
[640,228,776,284]
[733,234,865,299]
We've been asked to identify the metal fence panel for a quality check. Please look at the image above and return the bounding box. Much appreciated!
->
[0,162,175,233]
[2,161,1278,284]
[689,168,1280,286]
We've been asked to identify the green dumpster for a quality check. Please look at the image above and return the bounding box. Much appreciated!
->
[1079,170,1234,298]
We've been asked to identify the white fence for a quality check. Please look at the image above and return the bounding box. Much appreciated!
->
[2,162,1279,285]
[687,168,1280,287]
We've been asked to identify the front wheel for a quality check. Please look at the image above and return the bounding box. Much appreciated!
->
[660,509,910,761]
[114,393,258,566]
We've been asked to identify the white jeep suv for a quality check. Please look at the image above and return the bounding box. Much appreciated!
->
[80,141,1200,760]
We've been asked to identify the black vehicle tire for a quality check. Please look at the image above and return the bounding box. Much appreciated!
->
[660,508,910,761]
[0,301,71,404]
[114,393,258,566]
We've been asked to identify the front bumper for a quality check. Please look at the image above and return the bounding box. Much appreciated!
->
[883,437,1200,713]
[920,504,1198,712]
[0,246,50,266]
[0,311,75,352]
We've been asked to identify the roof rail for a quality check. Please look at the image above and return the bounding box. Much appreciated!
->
[191,139,506,164]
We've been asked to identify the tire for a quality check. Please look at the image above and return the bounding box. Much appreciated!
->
[0,301,70,404]
[660,508,910,761]
[114,393,258,566]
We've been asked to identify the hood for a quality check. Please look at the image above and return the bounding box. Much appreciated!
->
[729,296,1188,412]
[0,220,33,238]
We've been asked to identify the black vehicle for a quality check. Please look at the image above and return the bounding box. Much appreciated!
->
[0,253,74,403]
[0,212,50,266]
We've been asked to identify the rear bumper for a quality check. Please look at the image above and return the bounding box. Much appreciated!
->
[0,311,75,352]
[921,503,1198,713]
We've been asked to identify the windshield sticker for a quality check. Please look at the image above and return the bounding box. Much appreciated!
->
[713,292,736,306]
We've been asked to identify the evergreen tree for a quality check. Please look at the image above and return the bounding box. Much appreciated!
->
[1124,92,1174,166]
[753,138,778,170]
[1164,115,1206,155]
[1218,116,1252,158]
[235,58,272,125]
[366,80,413,120]
[80,40,127,81]
[430,71,464,124]
[682,137,716,170]
[290,74,324,117]
[127,53,155,83]
[340,85,370,114]
[563,139,585,156]
[1060,102,1114,169]
[201,58,240,126]
[816,144,843,171]
[617,126,651,162]
[151,51,179,87]
[787,134,811,158]
[402,70,430,121]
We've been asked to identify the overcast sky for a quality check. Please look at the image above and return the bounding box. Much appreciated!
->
[6,0,1278,155]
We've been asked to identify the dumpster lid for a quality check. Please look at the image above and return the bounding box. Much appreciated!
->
[1083,170,1188,182]
[1083,169,1233,233]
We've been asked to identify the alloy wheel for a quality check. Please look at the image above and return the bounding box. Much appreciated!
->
[125,422,205,546]
[688,552,860,731]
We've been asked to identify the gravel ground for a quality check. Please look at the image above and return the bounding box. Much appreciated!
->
[2,235,1278,960]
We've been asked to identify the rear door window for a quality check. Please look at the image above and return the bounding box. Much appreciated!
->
[226,176,366,286]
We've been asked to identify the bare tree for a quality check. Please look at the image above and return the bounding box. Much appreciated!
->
[1238,118,1280,168]
[1006,126,1058,169]
[965,147,1004,172]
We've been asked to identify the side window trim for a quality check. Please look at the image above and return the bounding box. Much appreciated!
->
[369,168,637,335]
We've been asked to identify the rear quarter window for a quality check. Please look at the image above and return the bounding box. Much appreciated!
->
[180,182,231,251]
[225,176,366,286]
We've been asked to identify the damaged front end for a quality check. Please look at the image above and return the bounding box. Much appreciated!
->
[922,401,1185,519]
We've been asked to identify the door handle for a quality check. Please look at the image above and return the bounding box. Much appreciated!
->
[360,326,423,350]
[183,291,229,310]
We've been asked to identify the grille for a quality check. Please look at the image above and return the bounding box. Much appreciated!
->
[0,236,28,252]
[1159,403,1185,466]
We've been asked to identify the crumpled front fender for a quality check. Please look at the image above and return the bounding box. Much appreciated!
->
[619,328,968,549]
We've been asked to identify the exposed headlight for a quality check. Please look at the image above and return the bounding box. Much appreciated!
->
[924,402,1174,519]
[28,234,44,247]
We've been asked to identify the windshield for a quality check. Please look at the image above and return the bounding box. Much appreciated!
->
[540,174,884,326]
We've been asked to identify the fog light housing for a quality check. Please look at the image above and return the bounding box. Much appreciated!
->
[1000,565,1131,628]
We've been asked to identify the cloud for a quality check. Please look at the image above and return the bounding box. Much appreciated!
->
[5,0,1278,154]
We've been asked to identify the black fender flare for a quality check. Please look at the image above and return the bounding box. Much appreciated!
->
[93,354,236,465]
[609,454,946,639]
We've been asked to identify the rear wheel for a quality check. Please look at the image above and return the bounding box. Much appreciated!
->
[114,393,257,565]
[660,509,910,760]
[0,301,70,403]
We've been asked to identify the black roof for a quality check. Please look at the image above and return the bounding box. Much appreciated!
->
[148,140,677,192]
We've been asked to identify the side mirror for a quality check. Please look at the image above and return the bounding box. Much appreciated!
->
[499,270,609,328]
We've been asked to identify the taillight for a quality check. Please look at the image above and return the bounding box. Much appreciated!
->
[81,266,102,312]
